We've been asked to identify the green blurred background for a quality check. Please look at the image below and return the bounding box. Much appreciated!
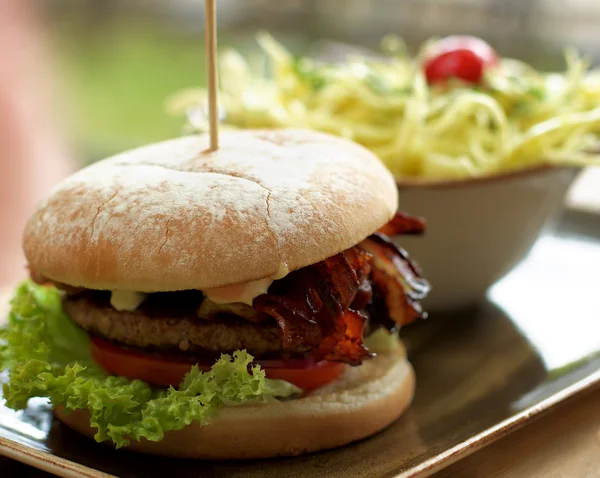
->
[43,0,600,164]
[50,16,208,162]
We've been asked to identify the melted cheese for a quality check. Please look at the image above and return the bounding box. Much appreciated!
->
[203,262,289,306]
[110,290,147,311]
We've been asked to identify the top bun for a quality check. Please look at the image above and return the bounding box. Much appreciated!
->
[24,129,398,292]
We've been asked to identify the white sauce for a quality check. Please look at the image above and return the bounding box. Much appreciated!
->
[203,262,289,306]
[109,263,290,311]
[110,290,148,311]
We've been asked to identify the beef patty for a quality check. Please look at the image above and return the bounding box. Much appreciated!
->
[63,294,309,359]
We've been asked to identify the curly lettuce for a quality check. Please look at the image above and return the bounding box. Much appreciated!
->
[0,281,300,447]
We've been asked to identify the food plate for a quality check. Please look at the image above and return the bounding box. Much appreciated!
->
[1,208,600,478]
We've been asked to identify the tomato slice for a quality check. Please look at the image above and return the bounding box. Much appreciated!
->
[262,361,343,390]
[90,337,343,391]
[422,35,498,85]
[90,337,199,388]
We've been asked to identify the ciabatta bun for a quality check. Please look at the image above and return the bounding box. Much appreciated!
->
[24,129,397,292]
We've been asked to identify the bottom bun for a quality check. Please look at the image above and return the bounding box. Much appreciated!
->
[55,344,415,459]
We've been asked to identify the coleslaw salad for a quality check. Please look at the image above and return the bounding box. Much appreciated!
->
[168,33,600,179]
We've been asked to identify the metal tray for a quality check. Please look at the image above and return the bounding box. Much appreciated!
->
[1,209,599,478]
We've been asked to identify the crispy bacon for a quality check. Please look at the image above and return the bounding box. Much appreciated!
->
[377,211,427,237]
[253,223,430,364]
[254,248,372,364]
[360,233,430,327]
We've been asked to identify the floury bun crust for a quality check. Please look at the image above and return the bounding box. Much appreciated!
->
[24,129,398,292]
[55,343,414,459]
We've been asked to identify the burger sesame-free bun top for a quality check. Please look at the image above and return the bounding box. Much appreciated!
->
[24,129,398,292]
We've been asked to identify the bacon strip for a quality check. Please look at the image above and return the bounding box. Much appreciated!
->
[254,248,372,364]
[254,223,430,364]
[360,233,430,326]
[377,211,427,237]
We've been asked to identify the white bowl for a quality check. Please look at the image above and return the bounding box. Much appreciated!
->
[393,165,581,312]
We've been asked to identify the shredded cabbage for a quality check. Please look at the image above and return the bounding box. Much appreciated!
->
[0,281,300,447]
[168,33,600,179]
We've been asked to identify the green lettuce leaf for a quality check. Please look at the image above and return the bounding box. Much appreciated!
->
[363,327,402,353]
[0,281,300,447]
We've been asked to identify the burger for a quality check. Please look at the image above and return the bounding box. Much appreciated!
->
[0,129,429,458]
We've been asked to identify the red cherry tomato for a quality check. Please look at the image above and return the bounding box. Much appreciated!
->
[90,337,344,391]
[422,35,499,85]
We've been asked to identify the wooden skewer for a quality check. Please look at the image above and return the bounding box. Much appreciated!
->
[204,0,219,151]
